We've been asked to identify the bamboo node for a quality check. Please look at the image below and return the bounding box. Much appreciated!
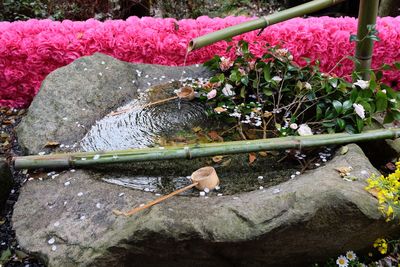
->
[184,146,192,159]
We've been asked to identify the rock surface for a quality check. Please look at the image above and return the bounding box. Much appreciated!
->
[13,144,399,267]
[0,157,12,211]
[13,54,400,266]
[16,53,211,155]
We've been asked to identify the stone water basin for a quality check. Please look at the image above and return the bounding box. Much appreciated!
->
[79,82,300,195]
[13,53,399,267]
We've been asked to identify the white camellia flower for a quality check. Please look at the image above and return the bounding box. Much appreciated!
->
[222,83,235,96]
[353,79,370,89]
[297,124,313,136]
[272,76,283,82]
[207,89,217,100]
[289,123,298,130]
[353,103,365,119]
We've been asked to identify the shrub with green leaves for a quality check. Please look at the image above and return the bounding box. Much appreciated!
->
[193,41,400,139]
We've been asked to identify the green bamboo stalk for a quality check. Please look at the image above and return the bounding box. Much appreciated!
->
[189,0,346,51]
[13,128,400,170]
[354,0,379,80]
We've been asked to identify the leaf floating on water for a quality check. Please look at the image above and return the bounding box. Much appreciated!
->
[340,146,349,155]
[192,126,202,133]
[44,141,60,148]
[212,155,224,163]
[249,152,257,165]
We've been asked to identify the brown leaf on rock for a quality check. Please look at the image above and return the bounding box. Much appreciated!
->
[367,188,379,198]
[334,166,353,177]
[44,141,60,148]
[249,152,257,165]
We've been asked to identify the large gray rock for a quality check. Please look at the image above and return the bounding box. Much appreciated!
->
[16,53,211,155]
[13,54,400,266]
[12,144,399,267]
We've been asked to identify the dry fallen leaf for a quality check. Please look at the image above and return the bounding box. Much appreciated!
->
[340,146,349,155]
[212,155,224,163]
[220,158,232,167]
[44,141,60,148]
[367,188,379,198]
[334,166,353,177]
[258,151,268,157]
[249,153,257,165]
[208,131,223,142]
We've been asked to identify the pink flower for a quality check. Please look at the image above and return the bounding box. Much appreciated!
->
[219,56,234,71]
[0,16,400,108]
[207,89,217,99]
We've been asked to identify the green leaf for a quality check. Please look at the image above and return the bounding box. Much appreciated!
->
[395,62,400,70]
[336,118,346,130]
[369,35,380,41]
[217,73,225,82]
[345,124,355,134]
[316,105,323,120]
[262,87,273,96]
[0,248,12,264]
[342,100,353,113]
[240,87,246,98]
[241,76,249,86]
[376,91,388,112]
[229,71,238,82]
[384,112,394,124]
[263,64,271,81]
[322,121,336,127]
[381,64,392,70]
[332,100,343,114]
[349,34,359,42]
[356,117,364,133]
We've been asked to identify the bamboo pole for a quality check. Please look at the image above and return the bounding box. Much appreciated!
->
[189,0,346,51]
[354,0,379,80]
[13,128,400,170]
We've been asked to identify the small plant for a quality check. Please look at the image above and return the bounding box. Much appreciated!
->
[366,162,400,222]
[192,41,400,140]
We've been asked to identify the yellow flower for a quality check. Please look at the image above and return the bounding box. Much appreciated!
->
[373,238,388,254]
[386,205,394,218]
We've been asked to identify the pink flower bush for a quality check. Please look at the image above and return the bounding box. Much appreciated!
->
[1,16,400,108]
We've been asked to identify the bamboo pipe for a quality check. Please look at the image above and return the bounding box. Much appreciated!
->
[188,0,346,51]
[13,128,400,170]
[354,0,379,80]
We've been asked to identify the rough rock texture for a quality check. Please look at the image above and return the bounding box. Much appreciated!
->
[13,54,400,266]
[16,53,211,155]
[0,157,13,211]
[12,144,400,267]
